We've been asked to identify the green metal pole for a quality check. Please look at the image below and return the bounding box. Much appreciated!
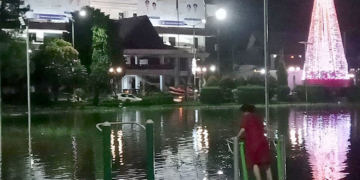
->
[103,122,112,180]
[240,142,248,180]
[277,137,284,180]
[146,120,155,180]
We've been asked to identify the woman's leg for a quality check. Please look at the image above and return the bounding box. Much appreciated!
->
[264,165,273,180]
[253,164,262,180]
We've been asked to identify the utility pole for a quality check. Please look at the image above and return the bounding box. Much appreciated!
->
[264,0,269,123]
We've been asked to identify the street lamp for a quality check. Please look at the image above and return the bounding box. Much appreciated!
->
[70,10,87,47]
[79,10,87,17]
[216,9,227,20]
[109,66,123,96]
[116,67,122,73]
[210,65,216,72]
[192,19,206,100]
[19,15,32,178]
[215,8,226,74]
[299,41,313,102]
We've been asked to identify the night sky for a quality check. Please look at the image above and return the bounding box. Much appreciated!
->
[208,0,360,68]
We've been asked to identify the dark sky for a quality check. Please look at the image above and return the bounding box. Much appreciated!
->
[208,0,360,67]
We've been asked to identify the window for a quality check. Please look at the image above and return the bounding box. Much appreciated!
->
[169,37,176,47]
[194,37,198,49]
[119,12,124,19]
[133,13,137,17]
[128,95,135,98]
[121,94,126,97]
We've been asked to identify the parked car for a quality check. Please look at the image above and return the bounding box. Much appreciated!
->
[111,93,142,102]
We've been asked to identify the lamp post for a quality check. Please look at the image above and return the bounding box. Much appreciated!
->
[299,41,312,102]
[109,66,123,98]
[19,16,32,179]
[71,10,87,47]
[196,65,216,92]
[192,19,206,101]
[215,8,226,74]
[263,0,270,123]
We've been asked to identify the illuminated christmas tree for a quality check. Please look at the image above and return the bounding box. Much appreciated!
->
[303,0,350,87]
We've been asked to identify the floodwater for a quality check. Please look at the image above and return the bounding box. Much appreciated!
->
[1,106,360,180]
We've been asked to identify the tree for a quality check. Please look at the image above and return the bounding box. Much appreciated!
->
[0,0,28,29]
[69,6,113,70]
[276,48,288,86]
[32,38,87,101]
[0,31,28,85]
[90,26,111,106]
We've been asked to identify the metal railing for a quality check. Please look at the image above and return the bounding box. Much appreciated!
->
[96,120,155,180]
[227,135,286,180]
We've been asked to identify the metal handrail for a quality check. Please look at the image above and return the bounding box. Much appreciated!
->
[96,122,146,132]
[227,135,286,180]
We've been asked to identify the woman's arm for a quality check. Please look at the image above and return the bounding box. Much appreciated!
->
[237,128,245,138]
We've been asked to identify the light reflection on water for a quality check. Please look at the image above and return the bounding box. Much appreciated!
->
[289,109,351,180]
[1,107,359,180]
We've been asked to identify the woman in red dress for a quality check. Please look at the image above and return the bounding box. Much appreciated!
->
[236,104,273,180]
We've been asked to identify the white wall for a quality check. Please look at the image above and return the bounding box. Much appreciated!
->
[287,70,303,90]
[90,0,137,19]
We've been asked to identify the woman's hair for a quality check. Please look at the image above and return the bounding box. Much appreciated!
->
[240,104,256,113]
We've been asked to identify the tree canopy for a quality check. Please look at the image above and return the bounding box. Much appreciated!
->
[32,38,87,100]
[0,0,28,29]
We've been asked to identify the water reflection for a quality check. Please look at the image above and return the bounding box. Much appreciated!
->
[1,107,359,180]
[289,109,351,179]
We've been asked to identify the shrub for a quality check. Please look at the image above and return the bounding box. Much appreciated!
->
[200,87,224,104]
[101,99,122,107]
[219,77,236,102]
[206,76,219,87]
[234,86,265,104]
[234,77,248,86]
[346,86,360,102]
[293,85,329,102]
[138,93,174,106]
[32,92,52,106]
[71,88,86,102]
[219,77,236,89]
[276,86,291,102]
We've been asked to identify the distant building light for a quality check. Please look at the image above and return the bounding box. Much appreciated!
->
[348,74,355,78]
[299,55,302,58]
[296,67,301,71]
[291,55,295,59]
[288,67,295,72]
[260,69,266,74]
[273,54,277,58]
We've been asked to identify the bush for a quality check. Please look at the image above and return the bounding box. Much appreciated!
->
[71,88,86,102]
[276,86,291,102]
[200,87,224,104]
[346,86,360,102]
[206,76,219,87]
[137,93,174,106]
[234,86,265,104]
[101,99,122,107]
[234,77,248,86]
[219,77,236,102]
[293,85,329,102]
[32,92,52,106]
